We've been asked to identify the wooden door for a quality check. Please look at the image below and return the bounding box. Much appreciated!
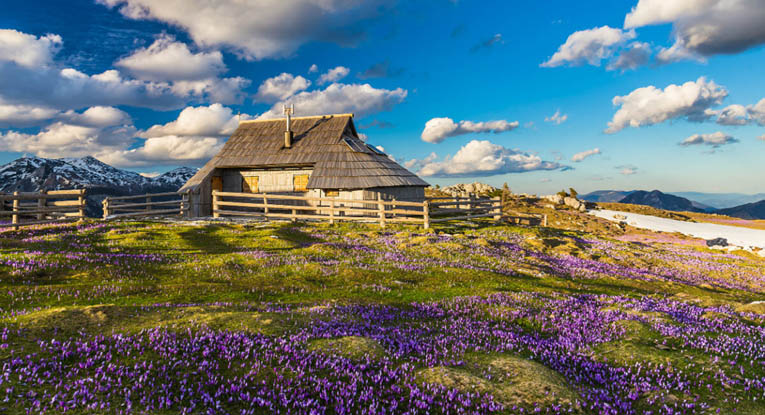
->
[242,176,259,193]
[211,176,223,192]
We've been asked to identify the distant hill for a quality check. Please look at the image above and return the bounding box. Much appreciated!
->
[0,156,197,217]
[669,192,765,209]
[716,200,765,220]
[619,190,705,213]
[580,190,635,203]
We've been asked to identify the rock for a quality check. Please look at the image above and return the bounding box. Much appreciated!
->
[706,237,728,247]
[542,194,564,204]
[563,197,583,210]
[440,182,498,198]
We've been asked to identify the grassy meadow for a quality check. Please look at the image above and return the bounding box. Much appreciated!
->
[0,215,764,414]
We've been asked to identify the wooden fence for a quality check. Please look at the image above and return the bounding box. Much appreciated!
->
[0,190,86,229]
[102,191,190,219]
[211,191,504,228]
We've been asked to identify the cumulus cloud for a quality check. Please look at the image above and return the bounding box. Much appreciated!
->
[748,99,765,126]
[0,121,137,160]
[61,106,132,127]
[541,26,635,68]
[96,0,395,60]
[608,42,652,71]
[715,104,750,126]
[318,66,350,84]
[679,132,738,147]
[308,64,318,73]
[255,73,311,103]
[624,0,765,57]
[258,83,407,120]
[416,140,564,177]
[141,103,249,138]
[0,101,60,127]
[421,117,519,143]
[0,29,62,68]
[101,135,224,167]
[606,77,727,133]
[116,34,226,81]
[571,148,601,162]
[544,110,568,125]
[403,152,437,171]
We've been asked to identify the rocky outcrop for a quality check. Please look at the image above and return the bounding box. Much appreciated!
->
[543,194,587,212]
[440,182,498,197]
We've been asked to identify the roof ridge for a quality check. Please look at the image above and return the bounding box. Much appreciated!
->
[239,113,354,124]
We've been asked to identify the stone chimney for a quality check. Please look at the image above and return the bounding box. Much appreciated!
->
[284,104,294,148]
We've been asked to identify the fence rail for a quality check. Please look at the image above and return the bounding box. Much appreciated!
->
[212,191,504,228]
[102,191,190,219]
[0,189,86,229]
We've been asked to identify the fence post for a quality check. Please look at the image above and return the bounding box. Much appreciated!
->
[423,200,430,230]
[493,196,502,221]
[146,195,152,214]
[291,208,297,223]
[37,190,47,220]
[543,214,548,227]
[377,193,386,228]
[212,191,220,218]
[329,199,335,225]
[263,194,269,218]
[392,197,397,221]
[78,190,86,221]
[102,197,110,219]
[12,192,19,230]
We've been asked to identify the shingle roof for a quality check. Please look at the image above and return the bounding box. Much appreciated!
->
[180,114,429,191]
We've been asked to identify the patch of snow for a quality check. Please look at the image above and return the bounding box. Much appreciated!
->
[590,209,765,249]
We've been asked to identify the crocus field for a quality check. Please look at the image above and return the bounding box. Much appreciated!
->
[0,218,764,414]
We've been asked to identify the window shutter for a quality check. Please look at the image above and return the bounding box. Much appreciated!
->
[294,174,309,192]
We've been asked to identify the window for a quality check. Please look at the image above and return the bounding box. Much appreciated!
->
[211,176,223,192]
[325,190,339,197]
[342,136,371,153]
[242,176,259,193]
[294,174,309,192]
[367,144,386,155]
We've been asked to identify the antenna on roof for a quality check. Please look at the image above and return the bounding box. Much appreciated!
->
[283,104,294,148]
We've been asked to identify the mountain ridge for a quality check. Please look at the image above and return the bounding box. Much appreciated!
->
[0,155,197,217]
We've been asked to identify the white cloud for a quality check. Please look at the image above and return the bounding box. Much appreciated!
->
[255,73,311,103]
[624,0,765,56]
[0,29,62,68]
[0,122,137,159]
[680,132,738,147]
[139,172,161,178]
[258,83,407,120]
[656,41,703,64]
[748,99,765,126]
[545,110,568,125]
[608,42,652,71]
[61,106,131,127]
[715,104,750,126]
[308,64,318,73]
[606,77,727,133]
[0,101,60,127]
[404,152,437,171]
[421,117,519,143]
[417,140,564,177]
[759,134,765,141]
[571,148,601,162]
[318,66,350,84]
[101,135,224,167]
[142,104,249,138]
[96,0,395,60]
[116,34,225,81]
[541,26,635,68]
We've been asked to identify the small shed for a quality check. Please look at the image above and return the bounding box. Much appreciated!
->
[180,113,429,217]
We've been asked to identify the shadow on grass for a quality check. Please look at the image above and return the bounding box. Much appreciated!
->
[179,225,237,254]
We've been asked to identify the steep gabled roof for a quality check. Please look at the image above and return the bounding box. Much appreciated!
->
[181,114,428,191]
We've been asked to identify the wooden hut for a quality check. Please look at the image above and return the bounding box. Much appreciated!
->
[180,113,429,217]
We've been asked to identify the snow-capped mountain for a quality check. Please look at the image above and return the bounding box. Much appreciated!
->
[0,155,197,216]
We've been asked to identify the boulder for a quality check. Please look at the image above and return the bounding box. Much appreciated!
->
[706,238,728,247]
[563,197,583,210]
[441,182,498,198]
[542,194,564,204]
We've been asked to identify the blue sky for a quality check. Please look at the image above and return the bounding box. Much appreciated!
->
[0,0,763,194]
